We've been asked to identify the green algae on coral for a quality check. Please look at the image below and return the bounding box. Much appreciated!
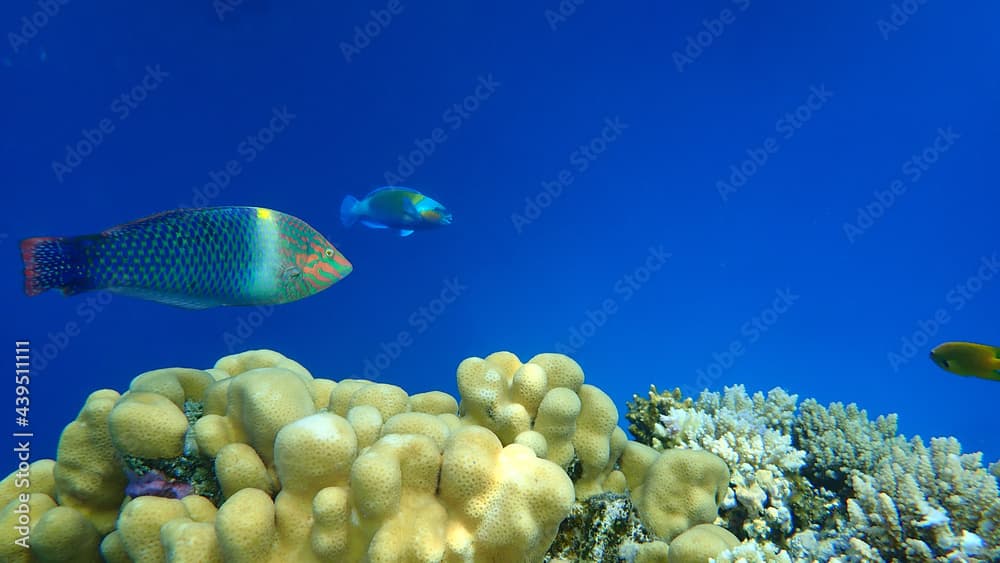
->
[545,492,654,563]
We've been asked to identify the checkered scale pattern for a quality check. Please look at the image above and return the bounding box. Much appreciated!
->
[76,207,261,302]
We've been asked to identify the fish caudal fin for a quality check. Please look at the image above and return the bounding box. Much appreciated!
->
[19,237,83,296]
[340,195,360,228]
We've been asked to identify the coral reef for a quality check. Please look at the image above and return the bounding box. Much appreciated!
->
[791,401,1000,562]
[628,385,1000,562]
[0,350,736,562]
[666,524,739,563]
[627,384,804,543]
[5,347,996,562]
[545,492,653,563]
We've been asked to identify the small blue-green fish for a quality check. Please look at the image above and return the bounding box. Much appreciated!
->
[340,187,452,237]
[19,207,352,309]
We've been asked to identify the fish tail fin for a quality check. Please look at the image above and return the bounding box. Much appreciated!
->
[19,236,85,296]
[340,195,360,228]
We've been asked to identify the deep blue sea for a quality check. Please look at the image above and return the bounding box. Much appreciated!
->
[3,1,998,477]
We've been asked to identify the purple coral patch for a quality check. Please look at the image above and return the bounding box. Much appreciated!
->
[125,468,193,499]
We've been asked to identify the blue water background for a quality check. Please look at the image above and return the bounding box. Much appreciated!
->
[2,1,997,475]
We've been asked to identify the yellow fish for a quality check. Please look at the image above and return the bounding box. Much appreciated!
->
[929,342,1000,382]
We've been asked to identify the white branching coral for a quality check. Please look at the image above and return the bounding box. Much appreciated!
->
[792,401,1000,562]
[648,385,805,541]
[794,399,898,481]
[631,385,1000,562]
[714,538,792,563]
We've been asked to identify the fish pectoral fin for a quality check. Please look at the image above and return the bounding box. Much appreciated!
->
[282,265,302,282]
[401,198,421,222]
[398,229,415,237]
[360,220,389,229]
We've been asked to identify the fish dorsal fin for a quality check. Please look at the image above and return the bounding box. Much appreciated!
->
[398,229,415,237]
[370,186,417,195]
[101,209,188,235]
[101,207,252,236]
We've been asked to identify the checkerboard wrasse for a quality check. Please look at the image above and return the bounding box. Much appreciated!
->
[19,207,352,309]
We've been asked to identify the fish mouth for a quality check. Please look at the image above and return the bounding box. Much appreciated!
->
[439,213,453,225]
[333,253,353,279]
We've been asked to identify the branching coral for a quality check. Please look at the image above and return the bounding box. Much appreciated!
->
[627,384,805,542]
[793,399,899,486]
[790,400,1000,562]
[629,383,1000,562]
[8,347,991,562]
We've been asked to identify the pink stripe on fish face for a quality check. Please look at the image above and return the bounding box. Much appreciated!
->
[333,252,351,269]
[296,242,347,288]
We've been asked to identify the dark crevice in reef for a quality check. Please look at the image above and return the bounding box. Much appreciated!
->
[118,399,223,506]
[545,492,654,563]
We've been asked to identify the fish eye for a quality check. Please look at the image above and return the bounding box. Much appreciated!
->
[324,248,334,258]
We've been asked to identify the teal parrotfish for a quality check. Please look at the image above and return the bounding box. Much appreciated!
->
[929,341,1000,382]
[19,206,352,309]
[340,186,452,237]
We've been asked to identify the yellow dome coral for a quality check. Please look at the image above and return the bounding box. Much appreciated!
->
[667,523,740,563]
[31,505,102,563]
[633,449,731,542]
[194,366,317,464]
[109,392,189,459]
[0,493,58,563]
[457,351,627,500]
[214,443,273,500]
[439,426,575,561]
[0,348,737,562]
[52,389,127,534]
[127,367,215,407]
